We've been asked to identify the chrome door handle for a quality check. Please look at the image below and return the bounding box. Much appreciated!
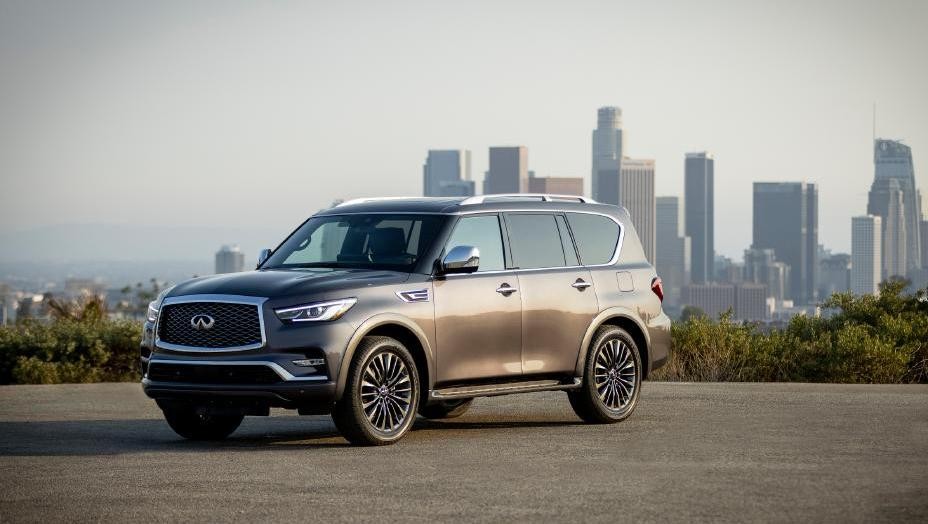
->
[496,283,518,295]
[572,279,592,290]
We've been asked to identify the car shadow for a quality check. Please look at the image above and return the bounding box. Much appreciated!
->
[0,414,584,457]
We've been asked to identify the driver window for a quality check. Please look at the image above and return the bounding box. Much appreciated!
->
[445,215,505,272]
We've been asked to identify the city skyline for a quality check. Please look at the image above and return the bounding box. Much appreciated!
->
[1,1,926,261]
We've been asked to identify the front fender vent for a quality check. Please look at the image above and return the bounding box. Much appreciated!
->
[395,289,430,303]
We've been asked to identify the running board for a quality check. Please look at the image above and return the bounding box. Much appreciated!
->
[431,378,582,400]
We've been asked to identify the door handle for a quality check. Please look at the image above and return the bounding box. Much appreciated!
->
[572,279,592,290]
[496,283,518,295]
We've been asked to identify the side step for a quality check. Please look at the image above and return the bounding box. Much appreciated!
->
[431,378,582,400]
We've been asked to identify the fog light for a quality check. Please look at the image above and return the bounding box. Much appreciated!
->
[293,358,325,367]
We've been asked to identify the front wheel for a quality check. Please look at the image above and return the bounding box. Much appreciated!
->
[162,406,244,440]
[332,336,420,445]
[568,326,642,424]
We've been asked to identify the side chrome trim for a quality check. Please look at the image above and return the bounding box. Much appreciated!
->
[395,289,430,303]
[146,358,328,382]
[431,378,582,400]
[154,294,268,353]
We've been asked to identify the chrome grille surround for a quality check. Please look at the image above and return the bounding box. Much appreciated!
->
[155,294,268,352]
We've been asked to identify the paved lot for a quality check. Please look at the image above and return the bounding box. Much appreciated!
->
[0,382,926,523]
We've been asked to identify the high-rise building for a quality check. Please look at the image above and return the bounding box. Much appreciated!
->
[484,146,528,194]
[921,219,928,270]
[423,150,474,197]
[619,158,655,261]
[527,176,584,196]
[874,139,922,274]
[818,253,851,299]
[656,197,691,309]
[851,216,882,295]
[591,107,623,204]
[215,244,245,274]
[743,248,790,301]
[682,283,734,318]
[752,182,818,304]
[867,177,906,278]
[735,284,768,321]
[685,152,714,283]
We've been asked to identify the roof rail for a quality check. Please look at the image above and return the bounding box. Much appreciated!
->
[335,197,423,207]
[459,194,597,205]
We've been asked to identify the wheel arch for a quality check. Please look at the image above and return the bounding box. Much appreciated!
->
[336,314,434,401]
[576,308,652,379]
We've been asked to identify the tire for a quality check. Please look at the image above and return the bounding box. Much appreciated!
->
[568,325,643,424]
[332,336,420,445]
[419,398,473,420]
[162,406,244,440]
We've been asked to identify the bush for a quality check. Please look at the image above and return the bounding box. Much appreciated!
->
[0,318,141,384]
[652,281,928,383]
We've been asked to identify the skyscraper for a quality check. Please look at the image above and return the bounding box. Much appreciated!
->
[591,107,623,204]
[484,146,528,194]
[874,139,922,274]
[656,196,691,309]
[818,253,851,299]
[851,215,882,295]
[685,152,714,283]
[619,158,655,261]
[752,182,818,304]
[527,176,584,195]
[423,150,474,197]
[867,177,906,279]
[215,244,245,274]
[743,247,790,301]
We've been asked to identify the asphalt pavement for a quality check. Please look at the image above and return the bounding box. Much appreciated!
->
[0,382,926,522]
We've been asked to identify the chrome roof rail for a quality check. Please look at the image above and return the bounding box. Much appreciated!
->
[336,196,426,207]
[459,194,598,205]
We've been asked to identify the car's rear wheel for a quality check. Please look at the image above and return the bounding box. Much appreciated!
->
[332,336,420,445]
[419,398,473,419]
[568,325,642,423]
[162,406,244,440]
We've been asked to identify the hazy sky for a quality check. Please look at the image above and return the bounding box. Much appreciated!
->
[1,0,926,258]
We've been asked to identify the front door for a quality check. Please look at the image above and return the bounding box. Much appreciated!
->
[503,213,599,375]
[433,214,522,383]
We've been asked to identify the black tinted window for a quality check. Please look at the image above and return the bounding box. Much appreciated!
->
[506,213,566,269]
[566,212,620,265]
[445,215,505,272]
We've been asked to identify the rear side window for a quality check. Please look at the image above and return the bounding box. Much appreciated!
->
[566,212,620,265]
[505,213,566,269]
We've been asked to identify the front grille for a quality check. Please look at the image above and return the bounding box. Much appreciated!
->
[147,363,281,385]
[158,302,262,349]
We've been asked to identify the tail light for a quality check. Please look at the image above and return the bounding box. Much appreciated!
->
[651,277,664,302]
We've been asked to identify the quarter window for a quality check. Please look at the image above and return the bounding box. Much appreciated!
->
[566,212,620,265]
[444,215,505,272]
[505,213,566,269]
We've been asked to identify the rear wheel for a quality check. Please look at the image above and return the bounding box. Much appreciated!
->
[568,326,642,424]
[419,398,473,419]
[332,336,420,445]
[162,406,244,440]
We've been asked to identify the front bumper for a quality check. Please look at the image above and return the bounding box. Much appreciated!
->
[142,377,337,409]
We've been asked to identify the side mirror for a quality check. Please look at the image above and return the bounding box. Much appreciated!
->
[441,245,480,274]
[256,248,272,268]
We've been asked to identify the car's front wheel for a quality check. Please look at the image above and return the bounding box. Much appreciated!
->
[162,406,244,440]
[568,325,642,423]
[332,336,420,445]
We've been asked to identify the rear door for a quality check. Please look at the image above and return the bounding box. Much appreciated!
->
[503,213,599,375]
[433,214,523,383]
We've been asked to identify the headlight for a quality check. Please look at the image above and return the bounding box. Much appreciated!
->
[146,286,175,323]
[275,298,357,323]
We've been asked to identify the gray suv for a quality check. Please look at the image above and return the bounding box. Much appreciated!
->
[140,194,671,445]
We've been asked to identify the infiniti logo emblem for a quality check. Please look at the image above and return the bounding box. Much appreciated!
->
[190,314,215,331]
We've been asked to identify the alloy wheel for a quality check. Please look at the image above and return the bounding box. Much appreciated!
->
[360,351,413,432]
[593,338,637,411]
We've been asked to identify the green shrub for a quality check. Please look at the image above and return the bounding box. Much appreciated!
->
[653,281,928,383]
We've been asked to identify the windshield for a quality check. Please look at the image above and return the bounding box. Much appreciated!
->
[262,214,446,272]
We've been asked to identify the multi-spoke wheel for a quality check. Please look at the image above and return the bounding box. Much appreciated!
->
[332,336,420,445]
[568,326,642,423]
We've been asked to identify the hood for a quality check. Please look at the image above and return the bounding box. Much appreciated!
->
[167,268,411,300]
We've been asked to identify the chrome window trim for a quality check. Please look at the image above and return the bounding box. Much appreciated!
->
[146,358,328,382]
[154,294,268,353]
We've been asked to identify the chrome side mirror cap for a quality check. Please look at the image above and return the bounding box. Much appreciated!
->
[256,248,273,268]
[441,245,480,274]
